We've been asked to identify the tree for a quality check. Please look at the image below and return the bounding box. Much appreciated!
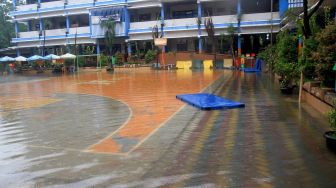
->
[303,0,325,38]
[0,2,15,49]
[101,18,116,55]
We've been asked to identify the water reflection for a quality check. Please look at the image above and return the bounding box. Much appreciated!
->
[0,68,335,187]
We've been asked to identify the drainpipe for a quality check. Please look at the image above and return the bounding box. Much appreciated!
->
[197,0,202,54]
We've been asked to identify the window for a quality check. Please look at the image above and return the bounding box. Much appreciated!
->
[139,14,151,22]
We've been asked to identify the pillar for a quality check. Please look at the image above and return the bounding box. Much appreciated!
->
[12,0,16,9]
[16,49,20,57]
[197,1,202,53]
[279,0,289,17]
[127,41,132,56]
[160,3,165,53]
[27,21,31,32]
[66,14,70,34]
[124,7,130,36]
[89,11,92,36]
[39,17,43,32]
[237,0,242,68]
[14,21,19,38]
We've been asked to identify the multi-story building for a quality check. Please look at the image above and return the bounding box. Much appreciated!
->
[9,0,302,58]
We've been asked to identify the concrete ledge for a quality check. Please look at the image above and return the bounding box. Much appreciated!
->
[302,89,333,114]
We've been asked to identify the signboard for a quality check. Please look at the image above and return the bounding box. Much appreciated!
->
[154,38,167,46]
[100,14,121,22]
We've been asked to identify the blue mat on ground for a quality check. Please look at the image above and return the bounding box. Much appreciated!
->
[243,58,262,73]
[176,93,245,110]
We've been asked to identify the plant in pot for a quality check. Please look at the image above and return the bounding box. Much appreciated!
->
[325,104,336,151]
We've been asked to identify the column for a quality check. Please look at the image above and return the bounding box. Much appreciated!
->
[12,0,16,9]
[97,40,101,68]
[127,41,132,56]
[14,21,19,38]
[160,3,165,53]
[89,11,92,36]
[237,0,242,68]
[66,14,70,34]
[124,7,130,36]
[39,17,43,32]
[197,1,202,53]
[279,0,289,17]
[16,49,20,57]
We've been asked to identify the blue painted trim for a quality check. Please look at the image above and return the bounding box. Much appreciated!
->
[10,0,126,17]
[66,14,70,33]
[124,7,130,36]
[161,3,165,37]
[12,33,91,42]
[16,49,20,57]
[279,0,289,17]
[129,20,281,34]
[39,17,43,32]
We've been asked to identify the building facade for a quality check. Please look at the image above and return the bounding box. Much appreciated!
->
[10,0,302,57]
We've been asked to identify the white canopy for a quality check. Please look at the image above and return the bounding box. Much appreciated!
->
[44,54,61,60]
[0,56,16,62]
[15,56,27,62]
[60,53,76,59]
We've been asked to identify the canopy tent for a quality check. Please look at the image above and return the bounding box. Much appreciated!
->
[15,56,27,62]
[0,56,16,62]
[60,53,76,59]
[27,55,44,61]
[44,54,61,60]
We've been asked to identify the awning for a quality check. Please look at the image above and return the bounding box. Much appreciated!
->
[91,6,124,17]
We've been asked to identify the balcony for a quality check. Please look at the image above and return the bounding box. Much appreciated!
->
[91,23,125,38]
[40,1,64,11]
[13,27,91,43]
[16,4,38,13]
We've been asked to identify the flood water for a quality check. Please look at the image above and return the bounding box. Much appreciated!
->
[0,68,335,187]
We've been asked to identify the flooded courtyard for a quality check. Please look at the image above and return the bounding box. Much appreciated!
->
[0,68,335,187]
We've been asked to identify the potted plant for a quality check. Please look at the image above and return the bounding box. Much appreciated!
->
[325,104,336,151]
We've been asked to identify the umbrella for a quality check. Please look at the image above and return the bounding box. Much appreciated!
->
[0,56,16,62]
[15,56,27,62]
[44,54,60,60]
[60,53,76,59]
[27,55,44,61]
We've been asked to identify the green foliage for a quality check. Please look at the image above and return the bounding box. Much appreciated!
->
[274,31,300,87]
[328,105,336,131]
[258,44,277,71]
[115,52,123,65]
[83,46,95,55]
[312,23,336,84]
[145,50,157,64]
[0,2,15,49]
[100,54,109,67]
[77,56,85,67]
[101,18,116,55]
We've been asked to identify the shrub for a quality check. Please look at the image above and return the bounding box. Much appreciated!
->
[145,50,157,64]
[312,23,336,86]
[274,31,300,87]
[100,54,109,67]
[115,52,123,65]
[258,44,277,71]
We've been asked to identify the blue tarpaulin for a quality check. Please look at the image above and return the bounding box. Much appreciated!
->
[176,93,245,110]
[243,58,262,73]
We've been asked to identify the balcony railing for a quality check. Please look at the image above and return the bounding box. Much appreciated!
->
[40,1,64,9]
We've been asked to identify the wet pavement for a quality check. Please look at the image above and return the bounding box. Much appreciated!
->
[0,68,335,187]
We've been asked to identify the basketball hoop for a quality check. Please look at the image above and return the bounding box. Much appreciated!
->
[154,38,167,69]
